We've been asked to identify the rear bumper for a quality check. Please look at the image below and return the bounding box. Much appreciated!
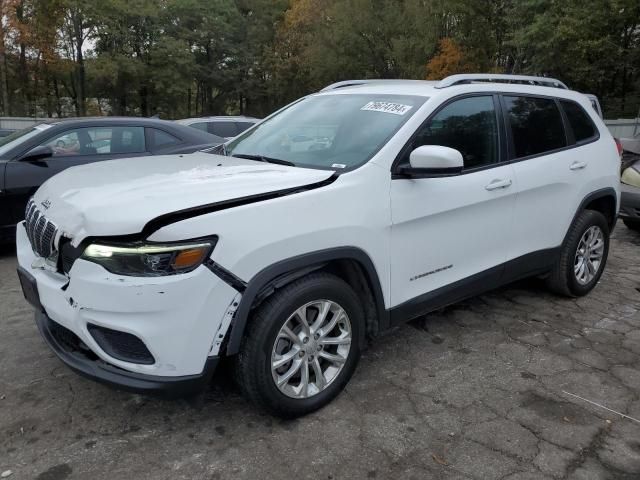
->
[620,183,640,221]
[35,310,219,395]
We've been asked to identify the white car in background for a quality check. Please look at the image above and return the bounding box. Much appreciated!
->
[176,116,260,140]
[17,74,620,417]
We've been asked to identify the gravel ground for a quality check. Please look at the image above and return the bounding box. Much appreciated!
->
[1,223,639,480]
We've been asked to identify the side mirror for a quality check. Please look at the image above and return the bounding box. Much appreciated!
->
[398,145,464,177]
[20,145,54,162]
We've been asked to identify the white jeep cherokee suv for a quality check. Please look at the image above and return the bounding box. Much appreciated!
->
[16,75,620,417]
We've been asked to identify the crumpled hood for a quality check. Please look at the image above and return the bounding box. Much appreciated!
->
[33,152,334,243]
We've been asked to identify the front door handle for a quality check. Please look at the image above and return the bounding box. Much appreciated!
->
[485,179,512,191]
[570,161,587,170]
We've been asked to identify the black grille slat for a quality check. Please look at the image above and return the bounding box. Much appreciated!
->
[24,199,59,260]
[41,221,56,258]
[35,215,47,254]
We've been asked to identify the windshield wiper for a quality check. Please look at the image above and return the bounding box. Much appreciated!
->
[231,153,295,167]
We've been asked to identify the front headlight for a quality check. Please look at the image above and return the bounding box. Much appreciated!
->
[81,240,215,276]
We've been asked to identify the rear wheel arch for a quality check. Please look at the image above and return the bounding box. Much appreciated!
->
[582,190,617,231]
[566,188,617,241]
[225,247,388,356]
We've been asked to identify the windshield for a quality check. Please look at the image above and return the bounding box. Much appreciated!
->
[0,124,51,157]
[226,94,427,170]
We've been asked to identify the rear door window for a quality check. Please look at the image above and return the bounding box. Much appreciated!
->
[560,100,597,143]
[39,126,146,156]
[209,122,239,138]
[503,96,567,158]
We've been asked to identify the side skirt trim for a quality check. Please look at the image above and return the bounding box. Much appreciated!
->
[388,247,560,327]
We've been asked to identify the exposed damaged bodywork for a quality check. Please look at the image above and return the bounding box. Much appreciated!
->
[30,152,336,244]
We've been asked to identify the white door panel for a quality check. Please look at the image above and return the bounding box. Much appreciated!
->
[509,149,586,260]
[390,163,517,307]
[504,95,599,259]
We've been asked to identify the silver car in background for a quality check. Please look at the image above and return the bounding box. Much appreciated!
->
[176,116,260,140]
[620,138,640,232]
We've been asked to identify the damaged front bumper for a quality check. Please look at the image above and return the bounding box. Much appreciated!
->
[34,308,219,395]
[16,223,239,394]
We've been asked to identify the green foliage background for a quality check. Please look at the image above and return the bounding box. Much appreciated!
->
[0,0,638,119]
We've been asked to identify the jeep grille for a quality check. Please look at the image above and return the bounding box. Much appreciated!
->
[25,199,59,259]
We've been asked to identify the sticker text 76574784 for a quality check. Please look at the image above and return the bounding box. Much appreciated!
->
[361,101,413,116]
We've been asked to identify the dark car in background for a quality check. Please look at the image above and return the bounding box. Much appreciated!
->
[0,117,224,242]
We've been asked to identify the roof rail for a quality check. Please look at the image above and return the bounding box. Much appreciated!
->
[435,74,569,90]
[321,80,375,91]
[320,79,437,92]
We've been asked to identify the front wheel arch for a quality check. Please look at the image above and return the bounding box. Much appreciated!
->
[224,247,388,356]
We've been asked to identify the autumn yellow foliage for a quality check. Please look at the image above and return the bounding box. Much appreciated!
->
[425,38,480,80]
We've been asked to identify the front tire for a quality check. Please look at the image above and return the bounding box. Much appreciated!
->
[235,272,364,417]
[546,210,610,297]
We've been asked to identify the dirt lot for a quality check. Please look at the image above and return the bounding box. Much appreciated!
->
[1,224,639,480]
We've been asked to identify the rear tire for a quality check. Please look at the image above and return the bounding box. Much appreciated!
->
[623,219,640,232]
[546,210,609,297]
[235,272,364,418]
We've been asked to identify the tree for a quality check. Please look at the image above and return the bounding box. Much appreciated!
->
[0,0,634,120]
[426,38,479,79]
[507,0,640,117]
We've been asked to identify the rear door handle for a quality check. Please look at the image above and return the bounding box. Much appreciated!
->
[570,161,587,170]
[485,179,512,191]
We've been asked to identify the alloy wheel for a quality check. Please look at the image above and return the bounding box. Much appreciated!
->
[574,225,605,285]
[271,300,352,399]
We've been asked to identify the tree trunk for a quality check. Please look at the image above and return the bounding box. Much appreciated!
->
[139,85,149,117]
[71,72,80,116]
[53,78,62,117]
[17,43,27,115]
[72,9,86,116]
[0,18,9,116]
[15,3,28,116]
[116,71,127,115]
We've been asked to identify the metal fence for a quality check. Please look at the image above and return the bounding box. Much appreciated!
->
[604,119,639,139]
[0,117,49,130]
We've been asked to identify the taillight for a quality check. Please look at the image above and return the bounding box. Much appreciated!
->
[614,138,623,157]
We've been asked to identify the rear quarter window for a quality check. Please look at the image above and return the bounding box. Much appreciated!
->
[560,100,598,143]
[504,95,566,158]
[148,128,182,150]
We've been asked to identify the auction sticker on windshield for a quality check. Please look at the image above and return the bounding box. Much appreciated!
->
[361,101,413,115]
